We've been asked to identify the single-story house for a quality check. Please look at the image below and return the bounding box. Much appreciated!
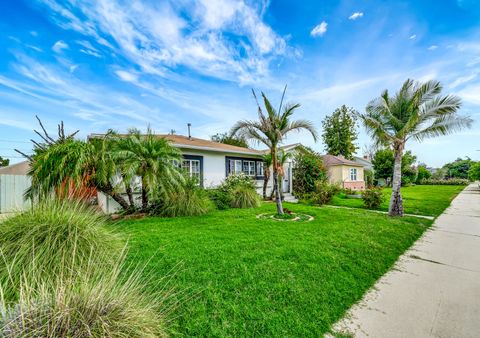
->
[322,154,366,190]
[90,134,297,212]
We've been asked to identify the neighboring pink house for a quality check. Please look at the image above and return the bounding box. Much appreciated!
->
[322,154,366,191]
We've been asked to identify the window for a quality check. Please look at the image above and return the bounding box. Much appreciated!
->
[243,161,255,176]
[182,159,201,180]
[350,168,357,181]
[227,157,263,178]
[256,161,264,177]
[228,159,243,175]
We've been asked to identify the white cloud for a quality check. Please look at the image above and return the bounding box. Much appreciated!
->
[115,70,138,83]
[30,31,38,37]
[37,0,290,85]
[52,40,69,53]
[311,21,328,37]
[409,34,417,40]
[348,12,364,20]
[69,64,79,73]
[428,45,438,50]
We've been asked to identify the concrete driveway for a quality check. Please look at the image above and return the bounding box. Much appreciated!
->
[332,183,480,338]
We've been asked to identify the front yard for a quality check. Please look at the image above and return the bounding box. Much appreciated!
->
[330,185,464,217]
[116,203,433,337]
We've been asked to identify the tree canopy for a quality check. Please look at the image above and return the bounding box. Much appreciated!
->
[0,156,9,167]
[211,132,249,148]
[321,105,358,159]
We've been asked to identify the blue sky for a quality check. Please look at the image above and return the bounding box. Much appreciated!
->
[0,0,479,166]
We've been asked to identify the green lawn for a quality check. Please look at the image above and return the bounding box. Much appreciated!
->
[116,203,432,337]
[330,185,465,217]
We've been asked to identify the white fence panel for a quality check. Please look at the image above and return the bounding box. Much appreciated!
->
[0,175,31,213]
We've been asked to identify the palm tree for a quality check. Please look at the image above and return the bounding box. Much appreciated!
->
[359,79,472,216]
[230,86,318,214]
[115,128,182,210]
[27,134,131,210]
[262,153,273,200]
[277,151,292,200]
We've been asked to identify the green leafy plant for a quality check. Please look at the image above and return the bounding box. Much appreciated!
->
[292,146,327,198]
[206,189,231,210]
[321,105,358,159]
[362,188,385,209]
[468,162,480,181]
[0,199,120,302]
[306,181,340,205]
[416,166,432,183]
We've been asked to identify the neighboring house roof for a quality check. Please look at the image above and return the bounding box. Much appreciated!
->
[260,143,302,154]
[0,160,30,175]
[322,154,364,167]
[88,133,263,156]
[354,156,373,170]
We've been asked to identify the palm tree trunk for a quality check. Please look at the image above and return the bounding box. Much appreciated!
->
[272,148,284,215]
[125,183,134,208]
[141,177,149,210]
[389,143,404,216]
[100,184,130,211]
[262,172,269,200]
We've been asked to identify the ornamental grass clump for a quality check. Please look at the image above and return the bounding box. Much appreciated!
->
[230,185,260,209]
[0,199,120,302]
[216,174,260,209]
[0,253,170,338]
[158,177,213,217]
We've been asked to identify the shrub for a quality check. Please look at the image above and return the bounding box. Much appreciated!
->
[419,178,469,185]
[206,188,231,210]
[307,181,340,205]
[230,185,260,208]
[0,255,169,338]
[0,199,120,302]
[292,146,327,198]
[212,174,260,209]
[220,173,256,191]
[362,188,385,209]
[364,169,374,188]
[416,166,432,183]
[468,162,480,181]
[153,176,213,217]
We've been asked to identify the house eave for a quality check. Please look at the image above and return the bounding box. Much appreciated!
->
[174,144,263,157]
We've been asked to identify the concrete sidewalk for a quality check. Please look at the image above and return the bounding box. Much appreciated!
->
[332,183,480,338]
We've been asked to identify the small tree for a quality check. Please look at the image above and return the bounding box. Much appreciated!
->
[359,79,471,216]
[321,105,358,159]
[372,149,394,184]
[443,158,474,179]
[416,165,432,183]
[211,133,249,148]
[292,146,327,198]
[230,86,318,215]
[0,156,9,167]
[468,162,480,181]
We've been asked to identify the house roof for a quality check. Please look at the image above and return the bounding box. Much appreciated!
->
[322,154,364,167]
[88,133,264,156]
[0,160,30,175]
[159,134,263,156]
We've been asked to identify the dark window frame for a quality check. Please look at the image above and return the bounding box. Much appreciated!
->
[225,156,264,180]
